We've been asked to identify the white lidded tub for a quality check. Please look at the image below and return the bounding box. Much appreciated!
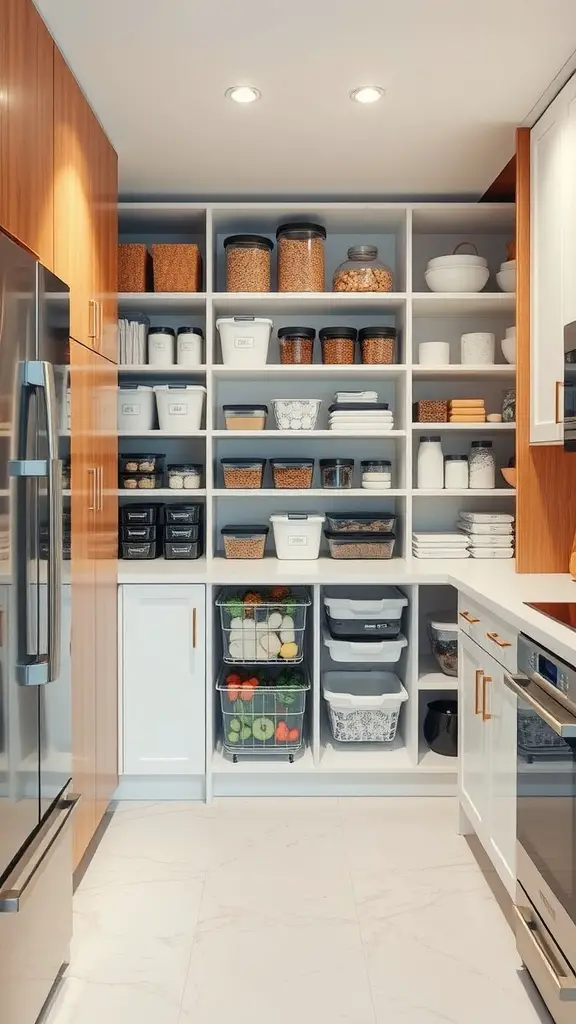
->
[324,586,407,621]
[118,385,156,432]
[153,385,206,432]
[270,513,325,560]
[323,627,407,663]
[323,670,408,742]
[216,316,273,367]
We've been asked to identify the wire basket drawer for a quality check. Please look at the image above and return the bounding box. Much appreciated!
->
[216,587,311,665]
[217,666,310,759]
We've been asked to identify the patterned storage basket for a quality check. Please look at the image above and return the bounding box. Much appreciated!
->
[151,243,201,292]
[118,244,150,292]
[323,670,408,743]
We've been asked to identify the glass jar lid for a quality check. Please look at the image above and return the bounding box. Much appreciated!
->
[278,326,316,340]
[319,458,354,467]
[223,234,273,250]
[177,326,203,336]
[319,327,358,341]
[361,460,391,468]
[148,326,175,336]
[445,454,468,461]
[470,440,493,447]
[358,326,397,340]
[419,436,442,442]
[347,245,379,261]
[276,222,326,240]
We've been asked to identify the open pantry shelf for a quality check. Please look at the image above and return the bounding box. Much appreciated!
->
[212,292,407,314]
[211,364,406,379]
[411,422,515,431]
[412,365,515,379]
[119,292,207,311]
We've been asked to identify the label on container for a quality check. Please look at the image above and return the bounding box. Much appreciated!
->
[168,403,188,415]
[120,403,140,416]
[234,336,254,349]
[180,340,194,351]
[151,338,170,350]
[288,535,308,546]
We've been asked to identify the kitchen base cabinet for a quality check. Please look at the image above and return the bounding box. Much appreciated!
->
[459,636,489,834]
[121,585,206,778]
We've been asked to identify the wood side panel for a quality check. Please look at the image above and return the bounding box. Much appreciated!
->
[515,126,576,572]
[94,135,118,363]
[481,155,516,203]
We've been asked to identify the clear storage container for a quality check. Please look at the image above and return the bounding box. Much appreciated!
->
[167,465,202,490]
[121,541,158,559]
[118,385,156,432]
[323,670,408,742]
[276,223,326,292]
[271,398,321,431]
[119,453,165,474]
[326,512,397,533]
[320,327,357,365]
[177,327,203,367]
[320,458,354,489]
[358,326,397,363]
[224,234,273,292]
[165,504,202,524]
[164,540,202,559]
[221,525,269,559]
[165,524,200,542]
[333,246,393,292]
[326,531,397,559]
[216,316,273,367]
[148,326,175,366]
[223,405,268,431]
[323,628,407,664]
[121,524,157,543]
[469,440,495,489]
[270,459,314,489]
[153,385,206,432]
[270,513,325,560]
[361,459,392,489]
[120,504,160,525]
[119,472,163,490]
[427,614,458,677]
[278,327,315,365]
[221,458,266,489]
[324,585,407,623]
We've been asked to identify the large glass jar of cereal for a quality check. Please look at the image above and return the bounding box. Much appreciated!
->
[276,223,326,292]
[333,245,393,292]
[224,234,273,292]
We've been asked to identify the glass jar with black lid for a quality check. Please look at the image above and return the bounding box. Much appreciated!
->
[276,223,326,292]
[224,234,273,292]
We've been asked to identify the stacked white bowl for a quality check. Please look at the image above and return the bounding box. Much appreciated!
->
[496,259,516,292]
[425,248,489,293]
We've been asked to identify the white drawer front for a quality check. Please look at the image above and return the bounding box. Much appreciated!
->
[458,595,518,672]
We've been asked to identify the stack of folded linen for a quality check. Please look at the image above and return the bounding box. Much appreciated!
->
[457,511,515,558]
[412,532,470,559]
[329,400,394,432]
[334,391,379,404]
[449,399,486,423]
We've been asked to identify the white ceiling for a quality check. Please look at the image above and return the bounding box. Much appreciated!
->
[37,0,576,199]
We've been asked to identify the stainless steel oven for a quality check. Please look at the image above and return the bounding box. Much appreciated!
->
[503,634,576,1022]
[563,320,576,449]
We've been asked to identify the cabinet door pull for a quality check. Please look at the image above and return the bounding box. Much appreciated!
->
[96,301,103,348]
[192,607,197,649]
[486,631,512,649]
[474,669,483,715]
[482,675,493,721]
[460,610,480,625]
[555,380,565,424]
[88,299,97,340]
[87,467,97,511]
[96,466,103,511]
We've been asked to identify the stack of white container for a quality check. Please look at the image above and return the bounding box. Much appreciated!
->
[412,532,470,559]
[458,511,515,558]
[329,391,394,433]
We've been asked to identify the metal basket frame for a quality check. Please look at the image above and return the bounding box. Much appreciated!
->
[216,587,311,666]
[217,666,310,760]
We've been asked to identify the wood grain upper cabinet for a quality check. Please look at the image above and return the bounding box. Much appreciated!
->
[93,131,118,363]
[0,0,54,266]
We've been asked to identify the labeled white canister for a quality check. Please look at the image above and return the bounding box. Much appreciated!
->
[177,327,203,366]
[216,316,273,367]
[148,326,175,366]
[460,332,495,365]
[417,436,444,489]
[117,385,156,431]
[270,513,325,560]
[444,455,469,489]
[469,440,495,488]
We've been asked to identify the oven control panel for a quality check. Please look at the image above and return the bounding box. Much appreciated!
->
[519,634,576,707]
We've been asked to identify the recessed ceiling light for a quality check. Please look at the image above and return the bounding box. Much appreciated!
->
[226,86,261,104]
[350,86,384,105]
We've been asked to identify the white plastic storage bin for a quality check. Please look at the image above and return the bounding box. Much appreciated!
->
[217,316,273,367]
[323,627,407,663]
[270,513,325,560]
[118,385,156,432]
[153,385,206,432]
[323,670,408,742]
[324,586,408,621]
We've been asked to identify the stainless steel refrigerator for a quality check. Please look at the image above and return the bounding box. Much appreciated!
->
[0,231,77,1024]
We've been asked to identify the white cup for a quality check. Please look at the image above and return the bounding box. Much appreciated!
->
[418,341,450,365]
[460,332,495,365]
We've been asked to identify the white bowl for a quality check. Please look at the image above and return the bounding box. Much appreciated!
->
[496,266,516,292]
[499,259,516,271]
[428,253,487,270]
[501,336,516,363]
[425,266,489,293]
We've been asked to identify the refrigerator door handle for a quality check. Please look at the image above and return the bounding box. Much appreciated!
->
[0,793,79,913]
[44,361,62,682]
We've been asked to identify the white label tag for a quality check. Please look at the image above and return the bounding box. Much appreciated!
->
[121,403,140,416]
[180,340,194,351]
[288,535,308,546]
[151,338,168,350]
[168,403,187,415]
[234,336,254,349]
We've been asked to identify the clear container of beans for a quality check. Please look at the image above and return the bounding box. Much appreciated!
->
[224,234,273,292]
[221,458,266,489]
[119,472,163,490]
[276,223,326,292]
[320,458,354,489]
[221,525,269,559]
[278,326,316,364]
[270,458,314,489]
[326,532,397,559]
[167,465,202,490]
[359,326,397,364]
[333,246,393,292]
[119,454,165,474]
[319,326,357,364]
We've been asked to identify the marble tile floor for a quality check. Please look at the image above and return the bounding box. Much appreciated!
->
[42,798,552,1024]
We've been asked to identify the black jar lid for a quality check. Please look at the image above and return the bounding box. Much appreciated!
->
[148,325,175,336]
[361,459,392,468]
[270,458,314,467]
[276,222,326,240]
[319,327,358,341]
[419,435,442,442]
[222,404,268,413]
[470,440,493,447]
[358,326,397,340]
[223,234,273,251]
[177,326,204,336]
[320,458,354,467]
[278,326,316,341]
[221,525,269,535]
[445,454,468,461]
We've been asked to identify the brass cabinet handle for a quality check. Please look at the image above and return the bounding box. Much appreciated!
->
[482,675,493,721]
[555,380,564,424]
[460,610,480,625]
[87,467,97,511]
[96,466,103,512]
[192,607,197,649]
[88,299,97,339]
[486,631,512,649]
[474,669,483,715]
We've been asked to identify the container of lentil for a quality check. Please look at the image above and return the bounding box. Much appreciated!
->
[221,458,266,489]
[319,327,357,365]
[278,326,316,364]
[359,326,397,365]
[270,458,314,489]
[276,223,326,292]
[221,525,269,559]
[320,459,354,489]
[224,234,273,292]
[326,532,397,559]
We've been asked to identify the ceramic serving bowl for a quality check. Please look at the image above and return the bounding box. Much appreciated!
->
[496,260,516,292]
[425,265,489,293]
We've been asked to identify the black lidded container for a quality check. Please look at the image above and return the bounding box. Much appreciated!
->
[423,699,458,757]
[164,504,202,525]
[120,504,160,525]
[325,610,402,641]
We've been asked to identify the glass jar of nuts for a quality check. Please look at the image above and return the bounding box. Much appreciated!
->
[333,245,393,292]
[224,234,273,292]
[276,223,326,292]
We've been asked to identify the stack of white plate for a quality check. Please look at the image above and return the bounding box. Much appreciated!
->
[334,391,378,404]
[329,403,394,433]
[458,511,515,558]
[412,532,470,559]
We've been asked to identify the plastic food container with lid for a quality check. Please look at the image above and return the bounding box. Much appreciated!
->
[326,512,397,533]
[323,627,407,663]
[224,235,273,292]
[165,504,202,524]
[326,532,397,559]
[177,326,203,367]
[324,585,407,625]
[153,384,206,432]
[271,398,321,431]
[119,472,163,490]
[216,316,273,367]
[320,327,357,365]
[148,326,175,366]
[278,326,316,365]
[118,385,156,432]
[276,223,326,292]
[164,540,202,560]
[427,614,458,677]
[270,513,325,560]
[221,525,269,559]
[270,458,314,489]
[223,404,268,431]
[221,458,266,489]
[119,454,165,474]
[121,524,157,543]
[121,540,158,560]
[320,458,354,489]
[358,326,397,364]
[333,246,393,292]
[120,504,160,525]
[165,524,200,542]
[323,670,408,743]
[361,459,392,489]
[324,592,406,641]
[167,465,202,490]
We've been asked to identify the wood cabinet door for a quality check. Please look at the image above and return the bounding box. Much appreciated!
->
[121,585,205,777]
[70,340,97,868]
[459,632,489,836]
[93,134,118,363]
[0,0,54,266]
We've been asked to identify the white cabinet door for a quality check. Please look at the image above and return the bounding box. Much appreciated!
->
[484,655,517,898]
[562,76,576,328]
[531,90,566,444]
[122,584,205,776]
[459,631,490,834]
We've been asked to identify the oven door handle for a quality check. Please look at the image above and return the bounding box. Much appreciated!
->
[503,671,576,737]
[513,903,576,1000]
